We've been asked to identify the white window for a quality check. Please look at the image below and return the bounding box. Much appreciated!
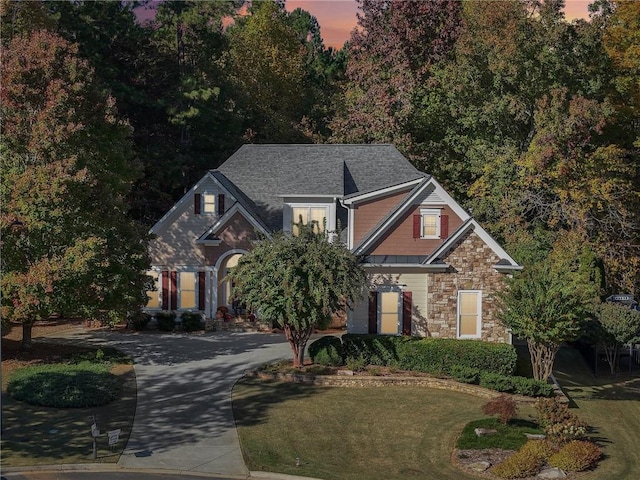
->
[291,206,328,236]
[179,272,197,309]
[202,194,216,214]
[145,270,160,309]
[421,209,441,239]
[379,291,401,335]
[457,290,482,339]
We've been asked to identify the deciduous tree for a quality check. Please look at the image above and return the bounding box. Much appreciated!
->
[593,303,640,375]
[227,224,366,367]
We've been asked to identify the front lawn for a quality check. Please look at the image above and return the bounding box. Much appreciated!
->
[1,329,136,467]
[233,377,488,480]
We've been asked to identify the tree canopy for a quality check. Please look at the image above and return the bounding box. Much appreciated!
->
[227,224,367,367]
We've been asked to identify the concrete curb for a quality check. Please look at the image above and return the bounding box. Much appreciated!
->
[1,464,322,480]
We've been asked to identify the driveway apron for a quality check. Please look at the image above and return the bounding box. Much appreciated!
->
[56,330,291,476]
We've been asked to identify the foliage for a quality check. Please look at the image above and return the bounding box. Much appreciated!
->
[341,334,405,366]
[491,447,545,479]
[593,302,640,374]
[518,439,559,461]
[156,311,177,332]
[0,29,151,348]
[456,417,542,451]
[180,311,203,332]
[397,338,517,376]
[548,440,602,472]
[482,395,518,424]
[497,260,595,381]
[345,354,367,372]
[510,377,555,398]
[479,373,515,393]
[129,311,152,331]
[535,397,587,442]
[448,365,480,384]
[228,223,367,367]
[308,335,344,366]
[7,362,121,408]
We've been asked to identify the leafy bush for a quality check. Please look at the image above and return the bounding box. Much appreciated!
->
[129,311,151,331]
[345,354,367,372]
[156,311,176,331]
[482,395,518,424]
[7,362,121,408]
[492,447,545,479]
[535,397,587,442]
[397,338,517,376]
[449,365,481,384]
[480,372,515,393]
[518,439,559,459]
[511,376,555,397]
[341,334,404,366]
[181,311,203,332]
[309,335,344,366]
[548,440,602,472]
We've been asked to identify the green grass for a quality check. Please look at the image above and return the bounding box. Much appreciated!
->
[456,417,543,450]
[233,378,488,480]
[553,346,640,480]
[1,346,136,466]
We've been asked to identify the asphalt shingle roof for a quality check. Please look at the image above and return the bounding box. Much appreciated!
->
[215,144,424,232]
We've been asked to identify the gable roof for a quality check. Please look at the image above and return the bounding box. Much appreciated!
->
[215,144,424,232]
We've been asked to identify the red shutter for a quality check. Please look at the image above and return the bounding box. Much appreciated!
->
[161,271,169,310]
[217,194,225,215]
[170,271,177,310]
[368,291,378,334]
[440,214,449,239]
[194,194,201,214]
[198,271,206,310]
[413,214,421,238]
[402,291,412,336]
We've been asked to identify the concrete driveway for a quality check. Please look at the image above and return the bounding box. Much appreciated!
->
[58,329,292,477]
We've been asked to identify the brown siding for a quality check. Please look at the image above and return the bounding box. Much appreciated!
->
[352,189,411,246]
[369,205,463,256]
[204,212,257,265]
[426,231,509,343]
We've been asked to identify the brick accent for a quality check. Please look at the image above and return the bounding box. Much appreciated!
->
[427,230,509,343]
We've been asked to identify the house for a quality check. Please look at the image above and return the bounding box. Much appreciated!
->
[146,144,521,342]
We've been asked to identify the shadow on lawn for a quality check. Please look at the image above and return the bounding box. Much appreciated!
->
[232,377,321,428]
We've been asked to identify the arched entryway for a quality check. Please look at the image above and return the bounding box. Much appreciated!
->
[214,250,246,313]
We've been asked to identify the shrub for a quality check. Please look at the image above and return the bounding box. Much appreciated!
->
[449,365,480,384]
[546,420,587,442]
[519,439,559,459]
[482,395,518,424]
[492,447,545,479]
[309,336,344,366]
[535,397,587,442]
[397,338,517,376]
[129,311,151,331]
[181,311,203,332]
[7,362,121,408]
[156,311,176,332]
[345,354,367,372]
[511,376,555,397]
[341,334,404,366]
[548,440,602,472]
[480,372,514,393]
[457,418,543,451]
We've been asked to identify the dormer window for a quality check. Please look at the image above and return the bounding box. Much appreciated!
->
[203,194,216,213]
[292,206,327,236]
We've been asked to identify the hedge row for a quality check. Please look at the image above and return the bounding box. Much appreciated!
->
[310,334,517,376]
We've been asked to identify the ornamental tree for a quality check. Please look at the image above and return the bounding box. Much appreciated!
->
[593,302,640,375]
[227,223,367,367]
[497,261,595,381]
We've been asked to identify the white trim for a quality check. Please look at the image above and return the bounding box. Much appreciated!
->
[348,204,354,250]
[284,202,334,234]
[363,263,449,272]
[277,194,341,198]
[342,178,424,206]
[197,202,270,243]
[425,219,521,270]
[420,208,441,239]
[213,249,249,315]
[149,172,236,236]
[457,290,482,339]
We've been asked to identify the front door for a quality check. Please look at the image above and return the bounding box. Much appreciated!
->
[379,291,400,335]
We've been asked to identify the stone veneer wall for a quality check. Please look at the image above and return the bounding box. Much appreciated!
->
[427,230,510,342]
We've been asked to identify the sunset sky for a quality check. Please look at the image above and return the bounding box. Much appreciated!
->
[286,0,593,49]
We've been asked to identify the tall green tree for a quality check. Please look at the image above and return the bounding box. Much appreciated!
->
[1,30,151,349]
[498,256,598,381]
[593,302,640,374]
[227,224,367,367]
